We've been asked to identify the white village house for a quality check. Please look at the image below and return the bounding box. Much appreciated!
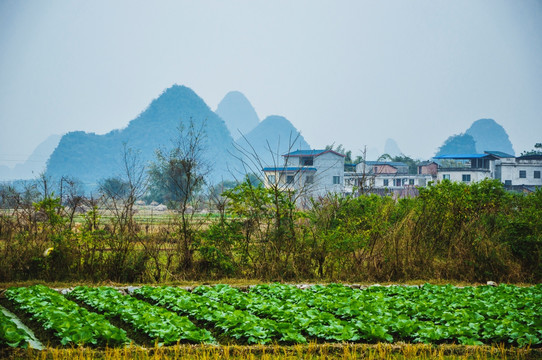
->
[434,151,542,190]
[344,161,436,195]
[262,149,345,205]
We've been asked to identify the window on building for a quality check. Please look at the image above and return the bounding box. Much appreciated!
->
[443,174,450,180]
[462,174,471,182]
[332,176,341,184]
[409,179,414,185]
[534,171,540,179]
[305,175,314,184]
[383,179,389,187]
[394,179,402,187]
[519,170,526,178]
[301,157,313,166]
[267,175,276,184]
[286,175,294,184]
[504,180,512,186]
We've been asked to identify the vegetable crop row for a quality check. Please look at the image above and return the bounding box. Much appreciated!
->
[67,286,214,345]
[192,284,361,342]
[134,285,305,344]
[0,308,31,348]
[4,285,128,346]
[2,284,540,348]
[252,283,542,346]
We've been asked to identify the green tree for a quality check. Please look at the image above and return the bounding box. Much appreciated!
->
[223,175,298,279]
[520,143,542,156]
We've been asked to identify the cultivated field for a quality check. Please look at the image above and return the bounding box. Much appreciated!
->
[1,283,541,359]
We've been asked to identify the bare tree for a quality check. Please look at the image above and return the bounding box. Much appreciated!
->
[232,131,345,207]
[59,176,85,228]
[354,146,377,196]
[227,132,346,277]
[99,144,148,235]
[36,172,54,201]
[96,144,148,281]
[148,120,209,271]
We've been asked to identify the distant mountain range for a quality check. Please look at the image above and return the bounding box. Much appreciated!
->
[1,85,519,187]
[0,134,61,181]
[216,91,310,168]
[384,138,402,157]
[465,118,515,155]
[237,115,310,168]
[215,91,260,140]
[46,86,236,187]
[44,85,309,189]
[436,119,515,156]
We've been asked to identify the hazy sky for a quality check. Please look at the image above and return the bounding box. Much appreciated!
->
[1,0,541,168]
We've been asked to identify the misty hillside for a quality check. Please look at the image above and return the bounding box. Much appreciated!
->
[436,133,477,156]
[215,91,260,139]
[435,118,514,156]
[466,118,515,155]
[384,138,402,157]
[237,115,310,167]
[46,85,238,188]
[0,134,61,180]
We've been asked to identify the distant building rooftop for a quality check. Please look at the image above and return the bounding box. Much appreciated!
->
[283,149,345,157]
[433,154,495,160]
[263,167,317,172]
[484,151,515,158]
[418,161,437,166]
[344,163,357,172]
[362,161,408,167]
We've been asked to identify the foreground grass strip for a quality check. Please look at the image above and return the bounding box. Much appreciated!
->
[4,285,128,347]
[68,286,215,345]
[134,285,306,344]
[1,342,541,360]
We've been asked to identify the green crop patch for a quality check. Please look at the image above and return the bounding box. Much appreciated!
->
[134,285,306,344]
[0,309,31,348]
[190,283,542,347]
[67,286,215,345]
[4,285,128,347]
[1,283,541,349]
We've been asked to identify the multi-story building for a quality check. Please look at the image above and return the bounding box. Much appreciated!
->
[498,154,542,187]
[344,161,435,196]
[262,149,345,205]
[434,153,499,183]
[434,151,542,190]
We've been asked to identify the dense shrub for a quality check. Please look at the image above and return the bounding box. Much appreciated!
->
[0,179,540,283]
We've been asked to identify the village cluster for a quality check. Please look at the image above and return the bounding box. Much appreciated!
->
[263,149,542,201]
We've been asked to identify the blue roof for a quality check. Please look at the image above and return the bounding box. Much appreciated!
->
[263,167,317,172]
[284,149,325,156]
[283,149,345,157]
[484,151,515,158]
[433,154,492,160]
[363,161,408,167]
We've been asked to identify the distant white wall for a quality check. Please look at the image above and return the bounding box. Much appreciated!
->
[499,159,542,186]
